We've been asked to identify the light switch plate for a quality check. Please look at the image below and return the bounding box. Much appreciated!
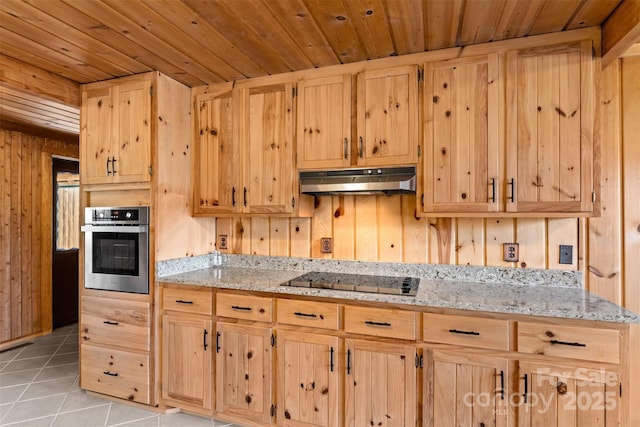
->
[503,243,519,262]
[320,237,332,254]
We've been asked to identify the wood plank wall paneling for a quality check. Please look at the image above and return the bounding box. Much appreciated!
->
[215,195,580,270]
[0,128,78,343]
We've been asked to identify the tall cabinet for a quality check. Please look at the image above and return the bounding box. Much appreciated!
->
[79,71,215,408]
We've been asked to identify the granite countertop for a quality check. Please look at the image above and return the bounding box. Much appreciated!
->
[157,257,640,324]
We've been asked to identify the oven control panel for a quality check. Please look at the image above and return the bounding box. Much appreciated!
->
[86,206,149,225]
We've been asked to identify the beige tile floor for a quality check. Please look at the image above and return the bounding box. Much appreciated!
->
[0,324,245,427]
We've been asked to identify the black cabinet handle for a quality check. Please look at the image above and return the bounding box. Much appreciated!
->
[103,320,119,326]
[347,349,351,375]
[232,187,236,206]
[500,370,505,400]
[103,371,118,377]
[294,312,317,318]
[231,305,252,311]
[106,157,112,175]
[448,328,480,336]
[523,373,528,403]
[203,329,208,351]
[489,178,496,203]
[358,136,363,158]
[507,178,515,202]
[330,347,334,372]
[344,137,348,159]
[111,156,117,174]
[243,187,247,207]
[550,339,586,347]
[365,321,391,327]
[216,332,221,353]
[175,299,193,304]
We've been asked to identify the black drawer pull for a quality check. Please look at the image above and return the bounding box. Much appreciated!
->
[294,312,317,318]
[175,299,193,304]
[365,321,391,327]
[550,339,586,347]
[347,349,352,375]
[231,305,252,311]
[499,370,505,400]
[203,329,208,351]
[103,371,118,377]
[330,347,334,372]
[449,329,480,336]
[103,320,119,326]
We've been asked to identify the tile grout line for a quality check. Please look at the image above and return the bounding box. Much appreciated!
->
[0,327,76,426]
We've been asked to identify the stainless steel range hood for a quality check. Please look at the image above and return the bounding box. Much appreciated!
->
[299,166,416,196]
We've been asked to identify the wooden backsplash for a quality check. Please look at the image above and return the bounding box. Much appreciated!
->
[217,195,579,271]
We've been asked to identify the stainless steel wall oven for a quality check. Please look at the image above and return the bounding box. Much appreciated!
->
[81,206,149,294]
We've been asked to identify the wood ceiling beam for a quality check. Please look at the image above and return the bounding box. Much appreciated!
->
[0,54,81,107]
[602,0,640,67]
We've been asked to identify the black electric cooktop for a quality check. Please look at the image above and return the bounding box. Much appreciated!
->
[281,271,420,296]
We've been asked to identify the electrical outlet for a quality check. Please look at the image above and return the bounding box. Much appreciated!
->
[219,234,228,250]
[503,243,519,262]
[320,237,332,254]
[559,245,573,264]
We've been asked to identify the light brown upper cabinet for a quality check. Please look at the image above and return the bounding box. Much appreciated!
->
[505,40,595,214]
[296,75,352,169]
[192,82,312,217]
[192,85,240,215]
[422,54,500,214]
[81,76,152,185]
[356,65,420,166]
[297,66,419,170]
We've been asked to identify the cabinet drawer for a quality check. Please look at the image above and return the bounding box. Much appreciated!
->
[81,344,150,404]
[423,313,510,351]
[216,293,273,322]
[163,286,213,315]
[81,296,150,352]
[277,299,339,330]
[518,322,620,364]
[344,306,416,340]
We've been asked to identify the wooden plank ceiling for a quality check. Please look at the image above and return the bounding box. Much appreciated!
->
[0,0,630,136]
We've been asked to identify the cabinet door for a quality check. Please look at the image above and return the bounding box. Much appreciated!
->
[81,86,113,184]
[162,314,213,414]
[297,75,352,169]
[277,330,340,427]
[356,65,419,166]
[193,88,241,214]
[518,360,619,427]
[506,41,595,214]
[113,79,152,183]
[344,338,416,427]
[422,55,500,214]
[216,322,273,425]
[242,83,296,214]
[424,349,510,427]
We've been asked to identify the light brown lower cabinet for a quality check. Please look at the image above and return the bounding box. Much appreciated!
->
[277,330,340,427]
[215,322,274,426]
[423,348,511,427]
[161,314,213,415]
[517,360,620,427]
[344,338,417,427]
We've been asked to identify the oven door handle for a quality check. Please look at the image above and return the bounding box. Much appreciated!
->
[81,225,148,233]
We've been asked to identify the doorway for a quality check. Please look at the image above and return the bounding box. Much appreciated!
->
[52,158,79,328]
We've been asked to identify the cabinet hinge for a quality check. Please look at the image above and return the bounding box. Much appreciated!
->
[415,354,419,368]
[292,87,297,98]
[291,197,296,209]
[270,404,276,417]
[421,194,424,206]
[592,191,596,203]
[149,85,153,97]
[271,334,276,347]
[592,46,596,60]
[148,165,153,176]
[417,145,421,157]
[419,354,424,369]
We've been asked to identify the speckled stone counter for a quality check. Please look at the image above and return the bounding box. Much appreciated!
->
[156,254,640,324]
